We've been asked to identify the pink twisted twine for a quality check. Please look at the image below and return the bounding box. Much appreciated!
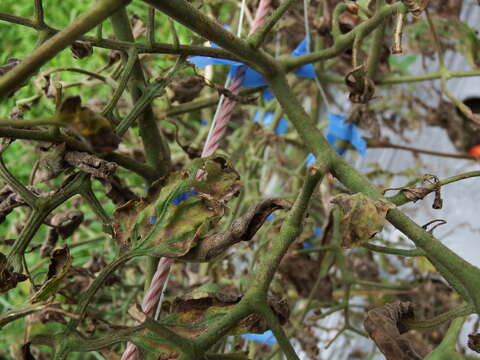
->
[201,0,272,158]
[121,258,172,360]
[121,2,272,359]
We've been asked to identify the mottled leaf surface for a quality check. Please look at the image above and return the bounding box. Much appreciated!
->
[331,193,394,248]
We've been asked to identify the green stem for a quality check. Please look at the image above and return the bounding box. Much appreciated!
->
[366,0,386,80]
[0,0,131,99]
[424,317,466,360]
[101,47,139,117]
[0,157,38,208]
[259,304,300,360]
[362,243,425,257]
[403,303,473,331]
[110,7,172,178]
[266,69,480,311]
[248,0,297,48]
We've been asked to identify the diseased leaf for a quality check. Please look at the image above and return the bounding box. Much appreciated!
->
[99,175,138,206]
[70,41,93,59]
[35,143,68,182]
[113,157,241,258]
[20,342,36,360]
[468,333,480,353]
[345,65,375,104]
[364,301,422,360]
[0,58,26,97]
[0,185,28,223]
[331,193,395,248]
[51,210,84,240]
[159,290,287,338]
[181,198,290,262]
[30,246,73,303]
[57,96,120,152]
[64,151,117,179]
[169,76,205,103]
[0,252,28,294]
[401,187,431,203]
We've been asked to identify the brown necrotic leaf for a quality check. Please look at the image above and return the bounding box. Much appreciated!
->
[51,210,84,240]
[20,342,36,360]
[180,198,290,262]
[64,151,117,179]
[0,252,28,294]
[98,175,138,206]
[331,193,395,248]
[0,185,28,223]
[468,333,480,353]
[30,246,73,303]
[346,66,375,104]
[70,41,93,59]
[0,58,26,97]
[169,76,205,103]
[35,143,68,182]
[364,301,422,360]
[58,96,120,152]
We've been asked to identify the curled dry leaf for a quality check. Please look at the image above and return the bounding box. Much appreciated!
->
[180,198,290,262]
[345,66,375,104]
[70,41,93,59]
[113,157,241,257]
[41,210,83,257]
[468,333,480,353]
[0,252,28,294]
[21,342,36,360]
[58,96,120,152]
[0,58,26,97]
[331,193,395,248]
[364,301,422,360]
[30,246,73,303]
[402,0,431,17]
[0,185,28,223]
[98,175,138,206]
[169,76,205,103]
[64,151,117,179]
[35,143,68,182]
[51,210,84,239]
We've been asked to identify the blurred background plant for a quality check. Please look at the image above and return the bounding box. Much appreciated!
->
[0,0,480,359]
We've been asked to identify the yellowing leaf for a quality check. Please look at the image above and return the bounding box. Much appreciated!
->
[331,193,395,249]
[57,96,119,152]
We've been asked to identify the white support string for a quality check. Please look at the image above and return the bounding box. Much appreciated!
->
[203,0,247,148]
[303,0,331,114]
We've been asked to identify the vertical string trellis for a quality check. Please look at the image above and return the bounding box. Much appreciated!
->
[121,1,272,359]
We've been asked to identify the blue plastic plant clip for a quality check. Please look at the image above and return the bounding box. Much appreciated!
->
[326,113,367,156]
[148,216,156,225]
[305,153,316,166]
[291,37,316,79]
[254,111,289,134]
[241,330,277,346]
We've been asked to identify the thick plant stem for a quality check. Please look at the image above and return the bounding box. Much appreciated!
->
[266,69,480,312]
[110,8,171,178]
[366,0,386,80]
[252,165,326,295]
[424,316,467,360]
[0,0,131,99]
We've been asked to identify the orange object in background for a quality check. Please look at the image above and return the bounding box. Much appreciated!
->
[468,145,480,157]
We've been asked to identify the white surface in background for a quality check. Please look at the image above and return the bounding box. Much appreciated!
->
[299,2,480,358]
